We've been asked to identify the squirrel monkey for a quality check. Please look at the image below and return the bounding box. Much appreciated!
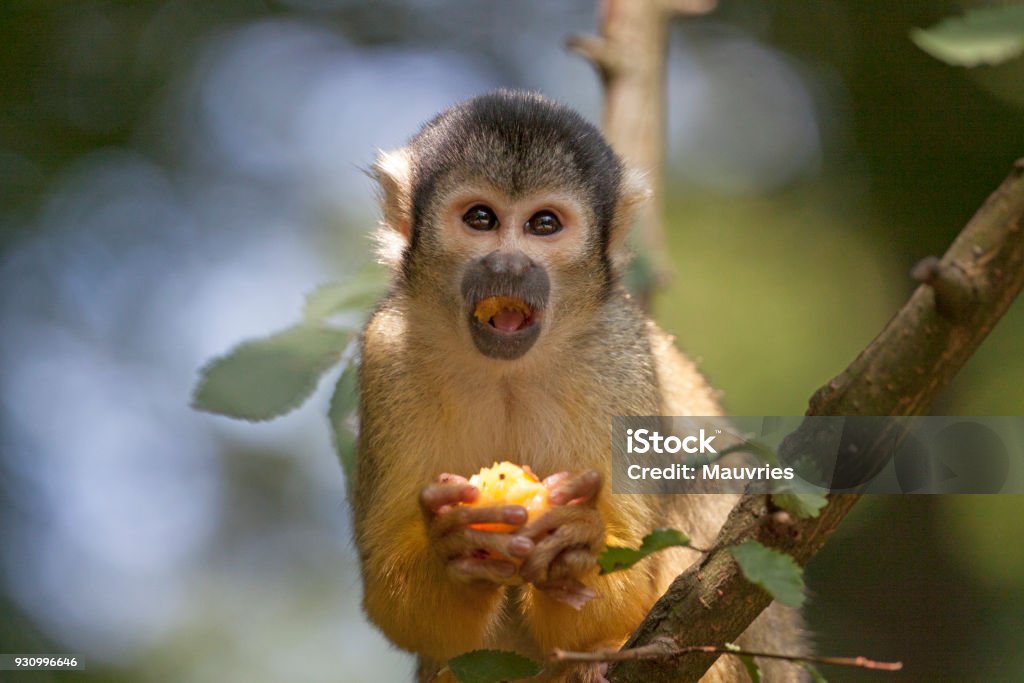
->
[354,90,805,682]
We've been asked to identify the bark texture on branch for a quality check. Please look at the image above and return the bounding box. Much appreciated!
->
[608,162,1024,682]
[568,0,716,309]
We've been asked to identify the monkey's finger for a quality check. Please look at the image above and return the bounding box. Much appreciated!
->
[521,513,604,583]
[436,473,469,485]
[520,531,579,584]
[549,470,602,506]
[447,558,517,585]
[547,548,597,583]
[536,578,597,611]
[435,528,533,561]
[433,504,527,535]
[541,471,571,489]
[521,535,587,583]
[519,505,597,540]
[420,482,478,515]
[460,530,535,560]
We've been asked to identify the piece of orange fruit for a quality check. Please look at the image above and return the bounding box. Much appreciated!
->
[473,296,531,324]
[464,461,550,533]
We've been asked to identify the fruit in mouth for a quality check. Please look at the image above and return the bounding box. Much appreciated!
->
[473,295,534,333]
[463,461,550,532]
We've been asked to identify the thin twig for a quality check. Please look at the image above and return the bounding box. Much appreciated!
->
[552,640,903,672]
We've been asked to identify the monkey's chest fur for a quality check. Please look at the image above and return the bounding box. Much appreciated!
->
[361,307,662,485]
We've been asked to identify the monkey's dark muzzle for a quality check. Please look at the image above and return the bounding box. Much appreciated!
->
[461,250,550,361]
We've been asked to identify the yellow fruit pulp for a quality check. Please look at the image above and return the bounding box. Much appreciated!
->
[465,461,549,532]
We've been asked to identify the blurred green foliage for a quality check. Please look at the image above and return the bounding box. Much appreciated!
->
[193,324,354,421]
[912,4,1024,67]
[446,650,544,683]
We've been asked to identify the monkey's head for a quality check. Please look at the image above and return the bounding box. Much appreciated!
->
[373,90,648,361]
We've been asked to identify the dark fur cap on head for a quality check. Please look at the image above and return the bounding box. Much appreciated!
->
[372,90,649,289]
[406,90,624,250]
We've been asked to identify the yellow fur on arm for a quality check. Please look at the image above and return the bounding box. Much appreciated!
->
[521,566,656,654]
[359,511,507,661]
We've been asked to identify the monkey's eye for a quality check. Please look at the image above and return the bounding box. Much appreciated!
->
[463,205,498,231]
[526,210,562,236]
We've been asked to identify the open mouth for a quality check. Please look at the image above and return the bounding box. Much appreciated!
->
[473,295,540,334]
[466,294,544,360]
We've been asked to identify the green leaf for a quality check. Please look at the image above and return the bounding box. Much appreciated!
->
[192,324,351,421]
[729,540,806,608]
[738,654,761,683]
[598,528,691,574]
[598,547,646,575]
[802,662,828,682]
[639,527,691,553]
[772,492,828,519]
[911,5,1024,67]
[329,353,359,493]
[303,269,387,322]
[724,643,761,682]
[447,650,543,683]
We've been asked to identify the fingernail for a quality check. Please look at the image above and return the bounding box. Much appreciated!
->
[509,537,533,556]
[506,507,527,523]
[550,491,567,505]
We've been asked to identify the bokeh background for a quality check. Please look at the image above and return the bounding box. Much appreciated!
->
[1,1,1023,681]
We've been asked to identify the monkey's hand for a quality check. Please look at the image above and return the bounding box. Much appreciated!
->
[519,470,604,610]
[420,474,536,586]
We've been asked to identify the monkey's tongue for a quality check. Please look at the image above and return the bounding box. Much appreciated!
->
[492,308,528,332]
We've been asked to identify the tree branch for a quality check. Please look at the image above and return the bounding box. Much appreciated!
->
[607,161,1024,682]
[569,0,716,310]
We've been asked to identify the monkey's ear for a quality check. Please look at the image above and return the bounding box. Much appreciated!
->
[608,167,652,273]
[372,147,414,268]
[373,147,413,236]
